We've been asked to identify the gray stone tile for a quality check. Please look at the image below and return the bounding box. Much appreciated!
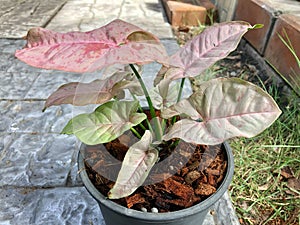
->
[212,191,240,225]
[0,0,67,38]
[0,40,51,74]
[0,99,99,134]
[6,59,47,74]
[66,141,83,186]
[119,0,173,38]
[45,0,173,38]
[0,53,16,73]
[161,39,179,55]
[46,0,122,32]
[0,39,25,54]
[203,210,215,225]
[0,100,71,133]
[24,72,83,99]
[0,133,77,187]
[0,187,104,225]
[0,72,39,99]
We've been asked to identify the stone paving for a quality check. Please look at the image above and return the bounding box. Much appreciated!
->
[0,0,67,39]
[0,0,240,224]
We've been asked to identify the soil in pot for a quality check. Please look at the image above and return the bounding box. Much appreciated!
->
[82,135,228,213]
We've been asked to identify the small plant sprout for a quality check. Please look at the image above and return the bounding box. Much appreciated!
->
[15,19,281,199]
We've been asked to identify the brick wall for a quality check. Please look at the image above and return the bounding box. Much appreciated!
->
[233,0,300,94]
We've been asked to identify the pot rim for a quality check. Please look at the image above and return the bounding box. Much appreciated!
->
[78,141,234,221]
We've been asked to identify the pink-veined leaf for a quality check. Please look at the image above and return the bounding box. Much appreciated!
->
[61,101,147,145]
[15,19,168,73]
[161,98,201,120]
[108,130,158,199]
[43,71,137,110]
[163,78,282,145]
[155,21,252,82]
[150,78,180,110]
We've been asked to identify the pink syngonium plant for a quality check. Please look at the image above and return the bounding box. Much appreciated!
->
[16,19,281,199]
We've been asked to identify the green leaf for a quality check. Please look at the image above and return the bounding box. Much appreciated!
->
[108,130,158,199]
[163,78,282,145]
[61,101,147,145]
[252,24,264,29]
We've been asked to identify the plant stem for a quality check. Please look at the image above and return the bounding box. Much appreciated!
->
[130,64,156,118]
[177,78,185,103]
[130,127,142,139]
[137,122,147,131]
[129,64,162,141]
[171,78,186,124]
[130,91,153,133]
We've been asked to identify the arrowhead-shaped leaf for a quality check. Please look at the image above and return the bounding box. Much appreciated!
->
[163,78,282,145]
[44,71,137,110]
[156,21,252,82]
[62,101,147,145]
[108,130,158,199]
[161,98,201,120]
[15,19,168,73]
[150,78,180,109]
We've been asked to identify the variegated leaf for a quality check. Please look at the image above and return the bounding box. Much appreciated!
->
[163,78,282,145]
[44,72,132,110]
[15,19,168,73]
[155,22,252,82]
[108,130,158,199]
[150,78,179,110]
[161,98,201,120]
[62,101,147,145]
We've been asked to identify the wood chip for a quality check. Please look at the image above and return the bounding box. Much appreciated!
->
[185,171,201,184]
[126,193,145,208]
[195,183,216,196]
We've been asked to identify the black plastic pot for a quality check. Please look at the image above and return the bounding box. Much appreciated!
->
[78,142,234,225]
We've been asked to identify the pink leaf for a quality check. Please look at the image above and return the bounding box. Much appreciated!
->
[163,78,282,145]
[44,72,129,110]
[108,131,158,199]
[157,21,252,81]
[15,19,168,73]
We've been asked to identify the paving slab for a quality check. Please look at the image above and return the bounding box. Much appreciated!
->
[0,187,103,225]
[46,0,173,38]
[0,132,78,187]
[0,0,67,38]
[212,191,240,225]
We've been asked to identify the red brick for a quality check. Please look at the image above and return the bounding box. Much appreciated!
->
[193,0,218,24]
[234,0,277,54]
[234,0,300,55]
[264,14,300,92]
[162,0,213,26]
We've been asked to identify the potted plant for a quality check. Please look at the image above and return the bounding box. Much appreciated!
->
[15,19,281,225]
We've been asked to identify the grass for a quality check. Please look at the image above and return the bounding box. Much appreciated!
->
[229,84,300,225]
